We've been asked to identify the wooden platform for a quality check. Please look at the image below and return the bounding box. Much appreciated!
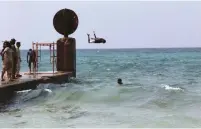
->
[0,71,73,103]
[0,71,72,87]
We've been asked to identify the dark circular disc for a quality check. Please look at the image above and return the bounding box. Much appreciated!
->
[53,8,79,36]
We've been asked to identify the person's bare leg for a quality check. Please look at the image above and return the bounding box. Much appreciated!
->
[16,59,21,77]
[29,66,31,74]
[12,58,17,79]
[87,34,96,43]
[93,31,97,39]
[7,68,12,81]
[33,62,36,73]
[9,62,14,81]
[1,70,5,81]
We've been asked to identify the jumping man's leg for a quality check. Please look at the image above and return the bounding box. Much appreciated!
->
[93,31,97,39]
[87,34,96,43]
[87,34,91,43]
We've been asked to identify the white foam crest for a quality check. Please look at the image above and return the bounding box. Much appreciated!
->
[161,84,183,91]
[44,88,52,93]
[16,89,32,94]
[15,88,53,102]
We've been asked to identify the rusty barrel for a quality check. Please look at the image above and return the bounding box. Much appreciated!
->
[53,8,78,77]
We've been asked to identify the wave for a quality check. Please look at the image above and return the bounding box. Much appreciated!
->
[16,88,53,102]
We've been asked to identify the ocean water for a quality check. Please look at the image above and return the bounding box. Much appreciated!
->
[1,48,201,127]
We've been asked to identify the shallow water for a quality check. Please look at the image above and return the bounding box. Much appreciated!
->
[1,48,201,127]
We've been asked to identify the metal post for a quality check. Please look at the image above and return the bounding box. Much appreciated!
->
[36,43,38,74]
[40,45,41,61]
[53,42,55,74]
[32,42,35,74]
[50,45,52,63]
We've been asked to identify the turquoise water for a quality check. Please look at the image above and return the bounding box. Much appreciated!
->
[1,48,201,127]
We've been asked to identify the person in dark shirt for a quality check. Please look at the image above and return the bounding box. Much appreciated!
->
[27,49,36,74]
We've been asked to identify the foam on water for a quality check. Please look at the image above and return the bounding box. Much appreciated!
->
[161,84,184,91]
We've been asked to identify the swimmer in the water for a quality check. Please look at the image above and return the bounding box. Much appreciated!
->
[117,78,123,85]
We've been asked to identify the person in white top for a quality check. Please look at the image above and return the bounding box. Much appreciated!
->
[1,42,13,81]
[1,42,7,79]
[16,42,22,77]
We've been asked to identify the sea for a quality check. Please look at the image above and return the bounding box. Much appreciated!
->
[0,48,201,127]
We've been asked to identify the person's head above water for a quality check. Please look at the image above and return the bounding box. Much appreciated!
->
[117,78,123,85]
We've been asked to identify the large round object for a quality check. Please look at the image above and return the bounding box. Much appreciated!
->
[53,8,79,36]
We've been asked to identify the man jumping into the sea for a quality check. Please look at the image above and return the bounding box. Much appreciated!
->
[87,31,106,44]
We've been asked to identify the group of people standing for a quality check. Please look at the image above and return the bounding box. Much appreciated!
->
[0,38,21,81]
[0,39,38,82]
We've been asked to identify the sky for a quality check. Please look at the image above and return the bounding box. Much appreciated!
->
[1,1,201,49]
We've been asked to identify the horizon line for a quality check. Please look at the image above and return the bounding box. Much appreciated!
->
[19,47,201,50]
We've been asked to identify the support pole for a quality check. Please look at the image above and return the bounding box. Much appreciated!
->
[32,42,35,74]
[40,45,41,61]
[50,45,52,63]
[53,42,55,74]
[36,43,38,74]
